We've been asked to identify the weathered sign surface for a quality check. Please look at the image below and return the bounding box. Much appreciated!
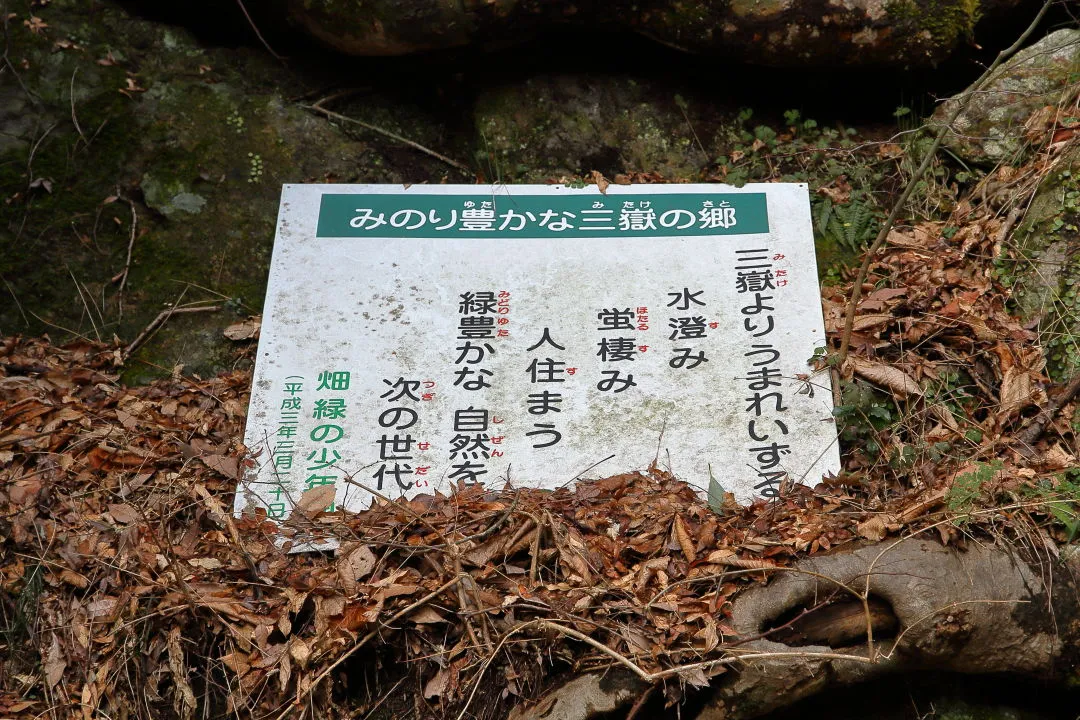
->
[235,184,840,521]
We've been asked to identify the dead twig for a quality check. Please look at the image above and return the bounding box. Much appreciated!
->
[1015,373,1080,448]
[458,617,872,720]
[2,275,29,328]
[70,68,86,146]
[275,575,464,720]
[461,490,521,544]
[302,101,472,175]
[234,0,285,61]
[122,304,221,361]
[625,684,655,720]
[67,265,101,341]
[340,477,492,653]
[115,196,138,319]
[529,513,544,583]
[26,122,57,190]
[836,0,1054,366]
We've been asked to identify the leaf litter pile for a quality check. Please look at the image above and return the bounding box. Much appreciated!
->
[4,140,1080,720]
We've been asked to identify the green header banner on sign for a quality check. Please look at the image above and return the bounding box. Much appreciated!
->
[316,193,769,238]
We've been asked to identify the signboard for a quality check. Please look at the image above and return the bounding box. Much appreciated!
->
[235,183,840,522]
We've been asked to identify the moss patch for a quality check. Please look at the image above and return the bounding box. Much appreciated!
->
[0,0,455,381]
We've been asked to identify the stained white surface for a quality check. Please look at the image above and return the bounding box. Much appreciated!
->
[236,184,840,520]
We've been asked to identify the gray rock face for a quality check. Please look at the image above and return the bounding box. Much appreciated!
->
[285,0,1030,68]
[936,28,1080,166]
[473,75,712,182]
[1004,144,1080,380]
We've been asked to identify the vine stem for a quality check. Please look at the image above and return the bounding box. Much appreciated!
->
[836,0,1054,366]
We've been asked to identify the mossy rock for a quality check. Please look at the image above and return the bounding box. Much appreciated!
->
[1002,145,1080,380]
[0,0,459,382]
[473,75,714,182]
[2,1,892,385]
[934,28,1080,166]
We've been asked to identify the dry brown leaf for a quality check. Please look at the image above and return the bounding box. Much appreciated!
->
[931,403,960,431]
[705,548,776,569]
[337,544,377,595]
[223,317,261,341]
[856,515,888,542]
[849,357,923,398]
[44,633,65,688]
[201,453,239,479]
[115,408,138,429]
[24,16,47,34]
[673,514,696,563]
[188,557,223,570]
[58,569,89,588]
[586,170,610,195]
[295,484,337,518]
[816,184,851,204]
[423,667,450,699]
[696,617,720,652]
[410,607,446,624]
[1042,443,1076,471]
[705,548,734,563]
[107,503,140,524]
[851,314,894,331]
[999,365,1033,417]
[288,638,311,668]
[865,287,908,303]
[678,665,711,689]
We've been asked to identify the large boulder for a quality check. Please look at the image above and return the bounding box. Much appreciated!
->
[0,0,463,382]
[285,0,1031,67]
[935,28,1080,166]
[473,75,714,181]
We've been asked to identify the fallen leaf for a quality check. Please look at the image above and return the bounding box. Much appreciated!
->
[107,503,140,525]
[852,314,894,331]
[678,665,711,689]
[28,177,52,193]
[58,569,89,588]
[817,184,851,204]
[338,544,377,594]
[201,453,239,479]
[167,627,197,720]
[423,667,450,699]
[586,170,609,195]
[705,548,735,564]
[295,484,337,518]
[44,634,65,688]
[188,557,223,570]
[410,607,446,624]
[223,317,261,341]
[999,365,1032,417]
[288,638,311,668]
[673,515,696,563]
[849,357,923,398]
[24,16,47,34]
[857,515,888,542]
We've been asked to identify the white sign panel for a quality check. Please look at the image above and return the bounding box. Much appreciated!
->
[236,184,839,521]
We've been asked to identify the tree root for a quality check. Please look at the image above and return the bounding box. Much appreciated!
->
[510,537,1080,720]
